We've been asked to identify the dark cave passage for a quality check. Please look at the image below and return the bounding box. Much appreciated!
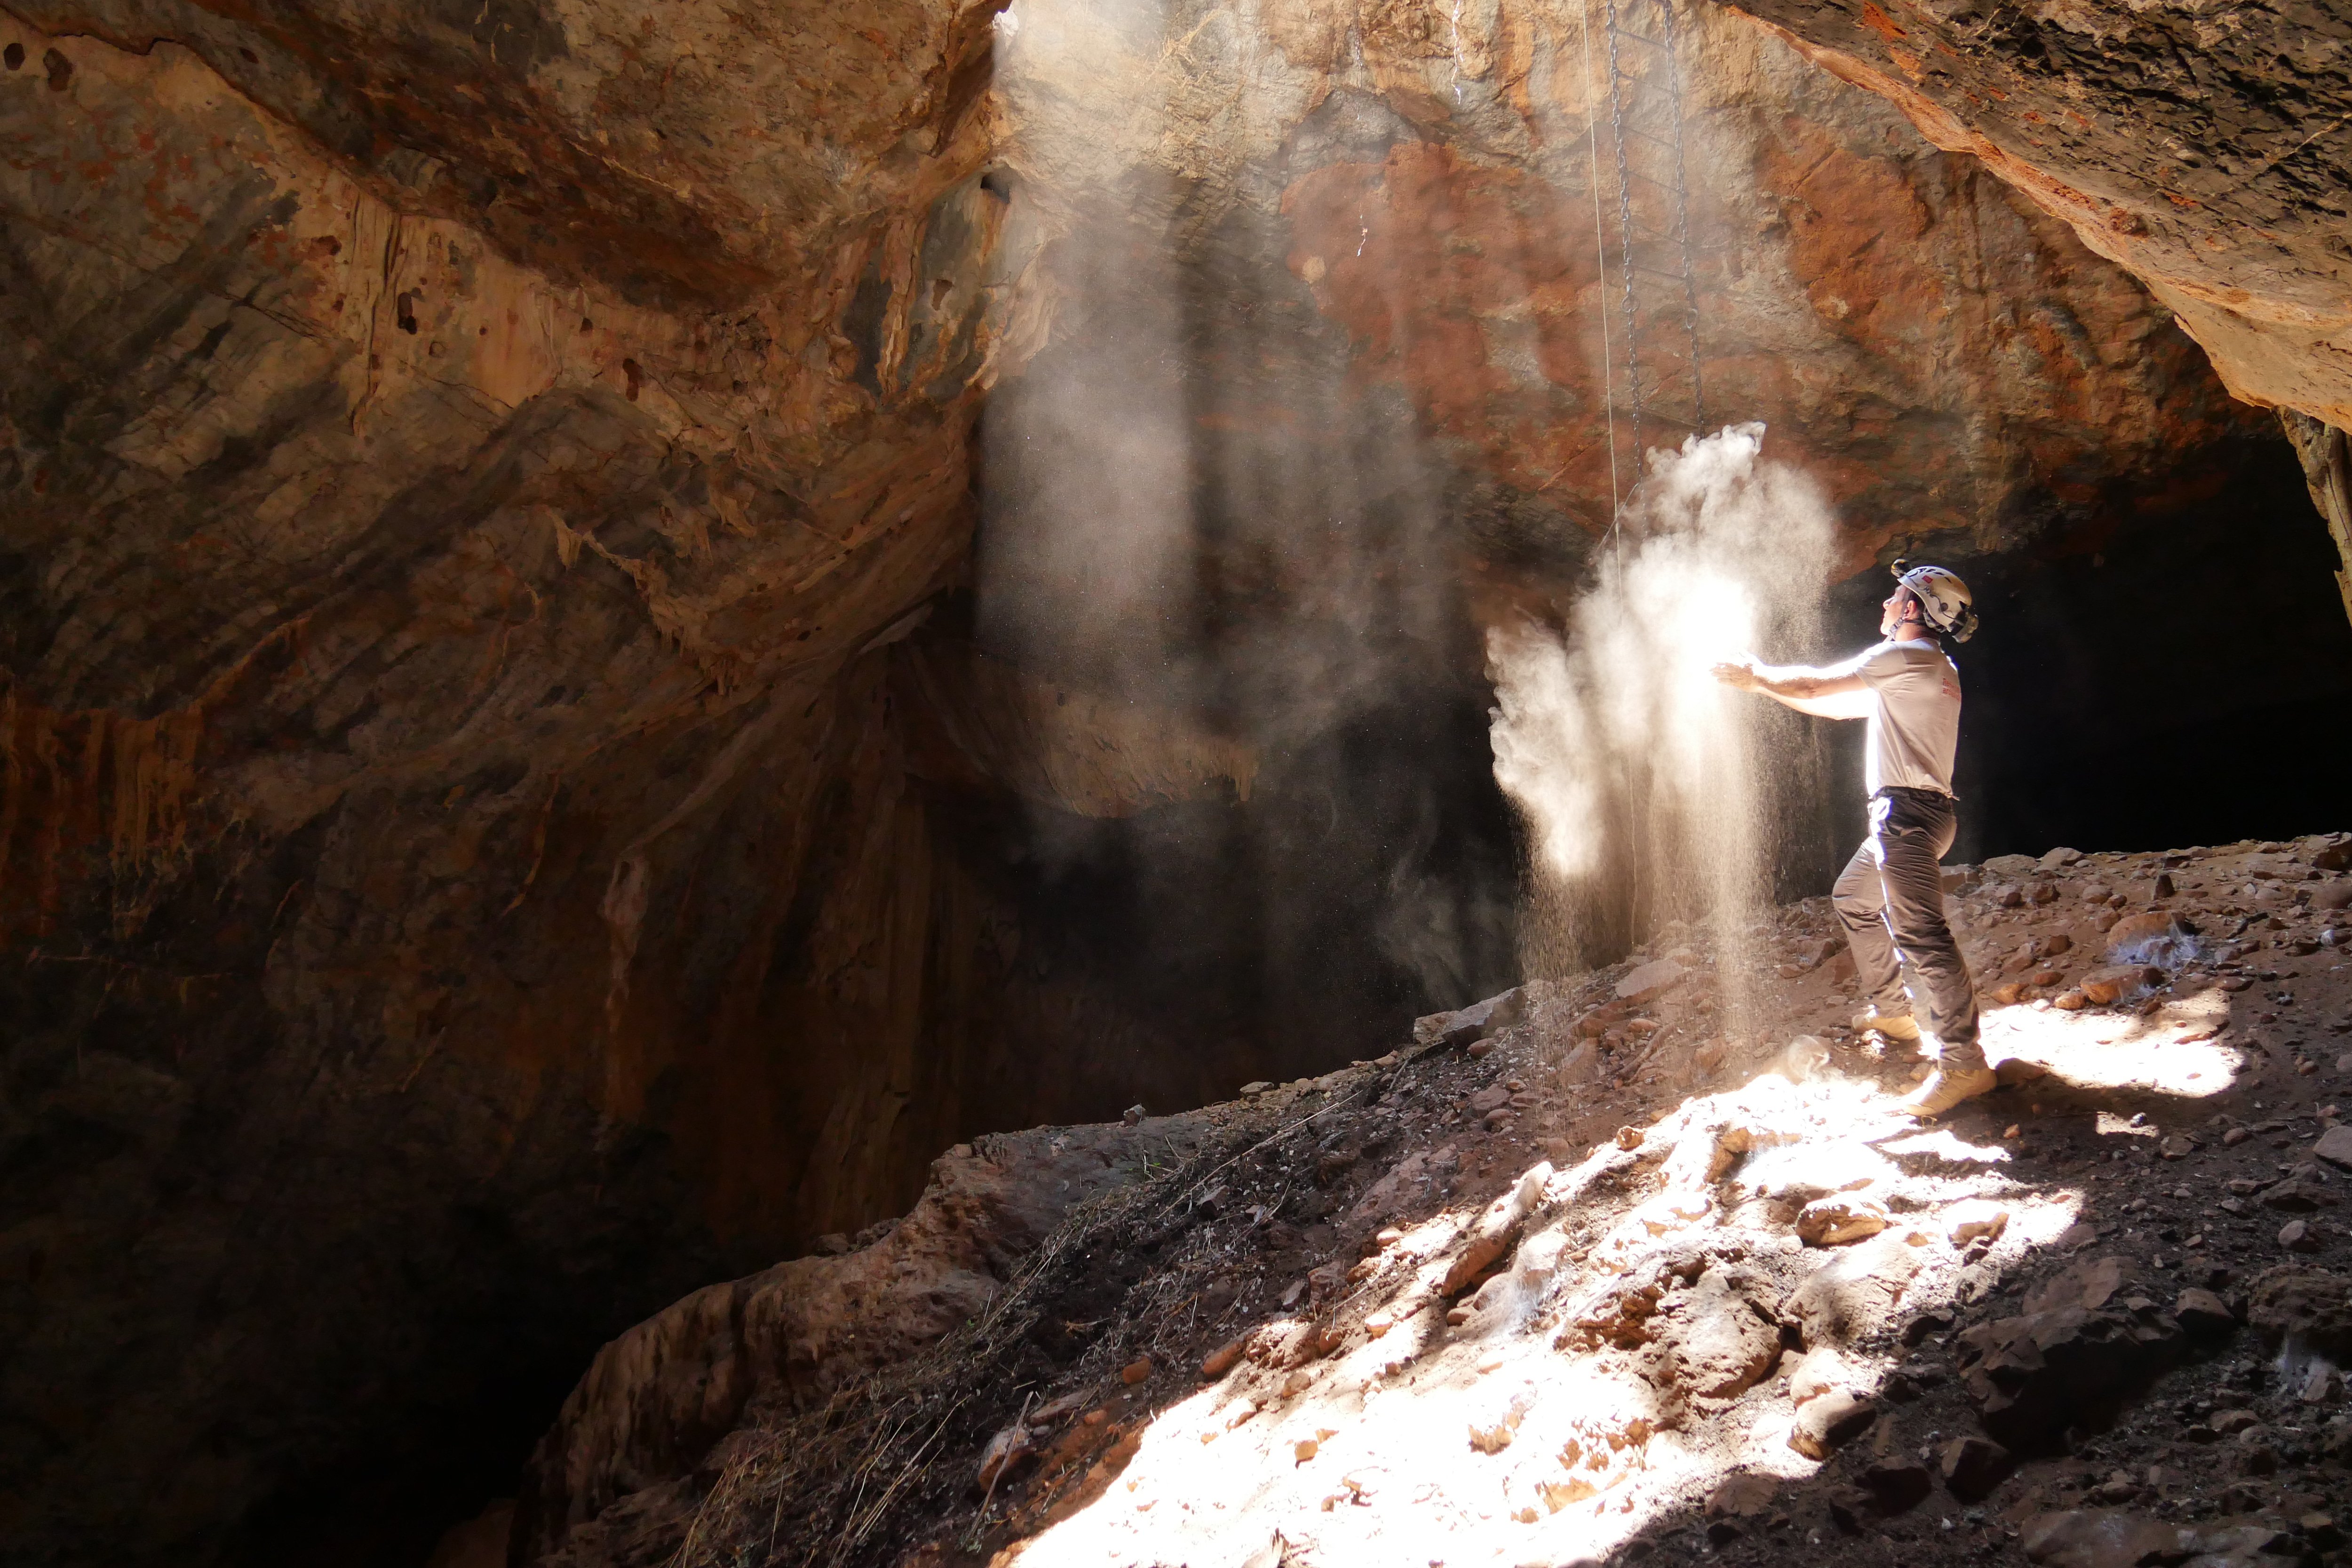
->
[1823,433,2352,872]
[1947,448,2352,860]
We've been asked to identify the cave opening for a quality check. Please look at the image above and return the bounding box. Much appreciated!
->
[1794,430,2352,897]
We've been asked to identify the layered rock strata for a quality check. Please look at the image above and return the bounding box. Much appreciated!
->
[1724,0,2352,614]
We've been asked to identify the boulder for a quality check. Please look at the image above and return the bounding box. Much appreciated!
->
[1785,1233,1923,1345]
[1956,1300,2185,1452]
[1787,1346,1860,1408]
[2314,1125,2352,1172]
[2025,1513,2291,1568]
[1414,987,1527,1051]
[2260,1182,2329,1213]
[1659,1270,1783,1407]
[2175,1289,2237,1337]
[2250,1266,2352,1363]
[2103,915,2193,966]
[2020,1511,2187,1568]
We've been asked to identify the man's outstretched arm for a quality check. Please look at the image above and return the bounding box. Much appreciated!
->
[1710,658,1872,719]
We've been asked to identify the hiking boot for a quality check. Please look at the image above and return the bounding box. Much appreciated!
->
[1900,1065,1997,1119]
[1853,1008,1922,1043]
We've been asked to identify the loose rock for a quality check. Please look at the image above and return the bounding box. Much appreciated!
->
[1789,1388,1877,1459]
[2175,1288,2236,1336]
[2080,965,2163,1005]
[1440,1162,1552,1296]
[1797,1195,1890,1247]
[1615,959,1689,1005]
[1939,1434,2014,1500]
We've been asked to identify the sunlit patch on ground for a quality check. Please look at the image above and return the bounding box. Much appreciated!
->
[1003,1075,2091,1568]
[1982,990,2242,1098]
[605,837,2350,1568]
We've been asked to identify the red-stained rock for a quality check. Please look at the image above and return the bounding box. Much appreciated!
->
[1726,0,2352,614]
[512,1118,1200,1563]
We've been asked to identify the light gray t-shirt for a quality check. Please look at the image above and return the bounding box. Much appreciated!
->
[1822,637,1962,797]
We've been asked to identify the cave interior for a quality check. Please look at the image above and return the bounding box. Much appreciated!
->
[2,0,2351,1563]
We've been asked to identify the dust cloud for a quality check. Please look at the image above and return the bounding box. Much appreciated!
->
[976,0,1519,1033]
[1488,424,1837,1005]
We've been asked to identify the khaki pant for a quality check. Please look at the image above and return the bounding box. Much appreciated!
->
[1832,787,1983,1073]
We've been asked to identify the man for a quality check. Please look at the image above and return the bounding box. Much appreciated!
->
[1711,560,1989,1118]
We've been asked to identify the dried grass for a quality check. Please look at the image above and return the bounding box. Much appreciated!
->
[660,1079,1383,1568]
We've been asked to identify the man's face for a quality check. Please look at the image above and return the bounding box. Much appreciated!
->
[1880,589,1907,636]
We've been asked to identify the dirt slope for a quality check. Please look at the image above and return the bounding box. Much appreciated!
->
[514,829,2352,1567]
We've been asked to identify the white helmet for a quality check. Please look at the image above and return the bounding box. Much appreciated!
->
[1891,558,1977,643]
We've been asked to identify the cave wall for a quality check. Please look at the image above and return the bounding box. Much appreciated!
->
[0,0,2334,1562]
[1721,0,2352,614]
[0,6,1051,1560]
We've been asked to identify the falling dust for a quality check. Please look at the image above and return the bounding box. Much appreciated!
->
[972,0,1523,1023]
[1487,423,1836,1033]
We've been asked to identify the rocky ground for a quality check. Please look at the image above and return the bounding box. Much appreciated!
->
[509,831,2352,1568]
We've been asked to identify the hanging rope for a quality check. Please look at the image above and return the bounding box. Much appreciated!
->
[1597,0,1708,541]
[1658,0,1705,433]
[1577,0,1623,541]
[1603,0,1641,538]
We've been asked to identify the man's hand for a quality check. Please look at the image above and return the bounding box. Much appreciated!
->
[1710,658,1760,691]
[1717,656,1873,718]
